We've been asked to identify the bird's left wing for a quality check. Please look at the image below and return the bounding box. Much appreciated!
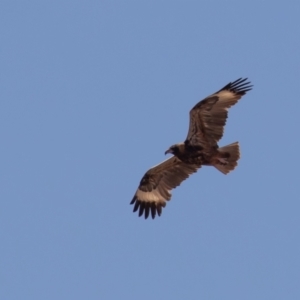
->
[186,78,252,147]
[130,156,200,219]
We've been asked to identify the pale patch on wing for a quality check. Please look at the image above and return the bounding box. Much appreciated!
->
[136,188,170,203]
[216,90,240,102]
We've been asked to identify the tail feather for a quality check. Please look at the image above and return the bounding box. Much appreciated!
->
[213,142,240,174]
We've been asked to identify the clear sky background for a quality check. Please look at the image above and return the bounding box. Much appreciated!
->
[1,1,300,299]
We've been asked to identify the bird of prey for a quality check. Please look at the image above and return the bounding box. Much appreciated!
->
[130,78,252,219]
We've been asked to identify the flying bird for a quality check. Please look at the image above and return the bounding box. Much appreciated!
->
[130,78,252,219]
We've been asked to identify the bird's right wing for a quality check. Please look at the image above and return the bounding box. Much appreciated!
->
[130,156,200,219]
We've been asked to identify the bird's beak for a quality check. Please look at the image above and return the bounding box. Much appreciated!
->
[165,149,172,155]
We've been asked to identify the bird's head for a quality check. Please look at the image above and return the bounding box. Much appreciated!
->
[165,144,181,155]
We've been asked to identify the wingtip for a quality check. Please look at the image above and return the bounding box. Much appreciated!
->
[133,200,139,212]
[219,77,253,95]
[130,195,136,205]
[130,199,164,220]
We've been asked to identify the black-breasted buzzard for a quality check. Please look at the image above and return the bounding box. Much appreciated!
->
[130,78,252,219]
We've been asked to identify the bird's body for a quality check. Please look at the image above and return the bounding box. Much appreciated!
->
[131,78,252,219]
[169,142,204,165]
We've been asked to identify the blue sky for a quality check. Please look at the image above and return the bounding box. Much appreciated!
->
[1,1,300,299]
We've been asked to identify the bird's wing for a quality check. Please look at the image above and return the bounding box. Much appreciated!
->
[130,156,200,219]
[186,78,252,147]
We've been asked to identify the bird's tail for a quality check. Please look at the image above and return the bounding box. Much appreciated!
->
[213,142,240,175]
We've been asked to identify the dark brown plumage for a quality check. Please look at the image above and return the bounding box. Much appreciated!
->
[131,78,252,219]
